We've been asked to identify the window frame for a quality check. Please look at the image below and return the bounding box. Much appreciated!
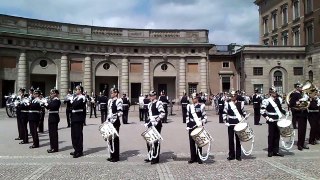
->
[253,67,263,76]
[293,67,303,76]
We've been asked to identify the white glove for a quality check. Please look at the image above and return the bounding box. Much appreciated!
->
[268,118,274,122]
[285,112,290,117]
[225,122,230,127]
[44,102,48,107]
[196,120,202,127]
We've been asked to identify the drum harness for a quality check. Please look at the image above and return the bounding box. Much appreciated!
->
[268,98,294,150]
[228,102,254,156]
[145,116,163,161]
[190,105,212,161]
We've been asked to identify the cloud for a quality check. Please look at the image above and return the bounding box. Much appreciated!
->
[0,0,259,45]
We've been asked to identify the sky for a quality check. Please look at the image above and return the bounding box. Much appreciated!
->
[0,0,259,45]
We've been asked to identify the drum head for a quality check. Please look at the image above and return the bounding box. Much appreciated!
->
[277,120,291,127]
[191,127,203,136]
[234,123,247,132]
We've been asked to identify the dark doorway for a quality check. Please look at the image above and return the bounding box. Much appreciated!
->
[158,84,167,95]
[131,83,141,104]
[222,77,230,92]
[31,81,45,94]
[99,83,109,94]
[2,80,15,107]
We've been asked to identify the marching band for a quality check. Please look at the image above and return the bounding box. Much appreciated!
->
[7,80,320,165]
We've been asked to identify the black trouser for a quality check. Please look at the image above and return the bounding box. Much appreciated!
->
[29,121,39,147]
[308,112,318,144]
[38,111,45,133]
[71,122,83,154]
[66,109,71,127]
[122,110,129,124]
[49,122,59,150]
[16,112,24,139]
[316,115,320,140]
[139,108,144,121]
[254,107,261,125]
[268,122,280,153]
[189,129,202,162]
[182,107,187,123]
[21,113,29,143]
[109,126,120,160]
[144,109,149,122]
[291,111,297,129]
[218,109,224,123]
[90,104,97,118]
[162,104,168,122]
[100,109,107,123]
[147,124,162,163]
[228,125,241,159]
[296,112,308,147]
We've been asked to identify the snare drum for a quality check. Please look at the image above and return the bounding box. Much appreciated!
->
[141,126,163,145]
[234,123,254,142]
[190,127,212,148]
[99,122,118,141]
[277,120,293,137]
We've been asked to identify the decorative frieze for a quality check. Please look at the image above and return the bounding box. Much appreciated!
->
[92,28,122,36]
[28,21,62,31]
[150,31,179,38]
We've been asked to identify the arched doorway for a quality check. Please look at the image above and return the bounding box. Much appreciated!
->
[95,61,119,97]
[273,70,283,94]
[308,70,313,82]
[153,62,177,100]
[30,58,57,96]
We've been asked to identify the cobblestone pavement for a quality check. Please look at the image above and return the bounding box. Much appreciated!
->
[0,105,319,179]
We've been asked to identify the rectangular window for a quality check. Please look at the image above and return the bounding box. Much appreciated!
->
[306,25,314,45]
[130,63,142,73]
[188,84,197,96]
[282,31,288,46]
[253,67,263,76]
[263,18,268,34]
[293,67,303,75]
[272,36,278,46]
[293,0,300,19]
[188,63,198,73]
[253,84,263,94]
[0,56,16,68]
[305,0,313,14]
[293,29,300,46]
[272,13,277,30]
[222,61,229,68]
[282,5,288,25]
[70,61,83,72]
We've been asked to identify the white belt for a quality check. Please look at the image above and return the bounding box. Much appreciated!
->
[266,112,278,115]
[49,111,59,113]
[21,110,29,113]
[308,110,319,112]
[29,110,40,113]
[182,103,188,104]
[253,102,259,103]
[100,103,106,104]
[72,109,83,113]
[163,103,168,105]
[219,104,223,105]
[228,115,237,119]
[123,104,129,106]
[144,104,149,106]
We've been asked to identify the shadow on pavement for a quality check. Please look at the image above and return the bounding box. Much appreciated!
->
[83,146,106,155]
[59,145,73,152]
[120,150,140,161]
[159,151,177,163]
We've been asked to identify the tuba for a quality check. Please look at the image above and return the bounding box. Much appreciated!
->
[286,80,315,110]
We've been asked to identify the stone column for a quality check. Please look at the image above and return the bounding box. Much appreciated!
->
[179,57,186,97]
[143,57,150,95]
[83,55,92,95]
[121,56,129,95]
[17,51,28,91]
[60,54,69,97]
[200,57,207,93]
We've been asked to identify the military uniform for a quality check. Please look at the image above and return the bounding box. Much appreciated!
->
[159,94,169,123]
[261,95,286,157]
[180,95,189,123]
[138,95,145,121]
[89,95,97,118]
[307,97,319,145]
[186,101,207,164]
[252,93,262,125]
[218,95,225,123]
[64,93,73,127]
[121,95,130,124]
[98,95,108,123]
[71,94,86,158]
[143,98,151,122]
[28,96,42,148]
[107,96,123,162]
[15,94,23,140]
[19,95,30,144]
[146,97,165,164]
[222,98,246,161]
[45,97,61,152]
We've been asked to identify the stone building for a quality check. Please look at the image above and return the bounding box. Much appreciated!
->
[0,14,213,106]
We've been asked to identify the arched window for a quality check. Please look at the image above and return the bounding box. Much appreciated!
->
[308,71,313,82]
[274,70,283,94]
